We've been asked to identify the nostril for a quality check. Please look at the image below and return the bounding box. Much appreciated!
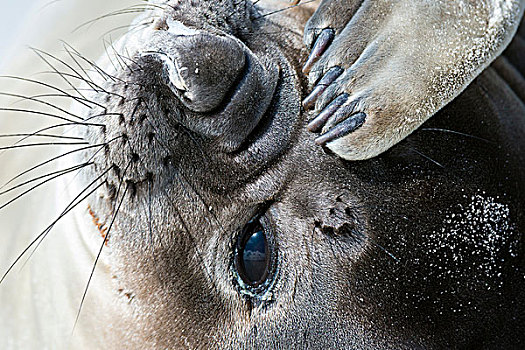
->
[141,32,246,113]
[174,33,247,113]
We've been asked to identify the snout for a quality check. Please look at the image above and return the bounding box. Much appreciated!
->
[142,31,246,113]
[135,20,279,152]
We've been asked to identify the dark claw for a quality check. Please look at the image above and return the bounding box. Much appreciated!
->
[302,85,325,110]
[303,66,344,110]
[307,93,349,132]
[302,28,335,74]
[324,99,359,130]
[315,112,366,146]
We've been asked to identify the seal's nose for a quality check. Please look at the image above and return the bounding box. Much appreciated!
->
[144,32,246,113]
[139,31,246,113]
[134,20,278,152]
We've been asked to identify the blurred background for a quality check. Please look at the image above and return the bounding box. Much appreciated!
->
[0,3,139,346]
[0,0,78,72]
[0,0,139,73]
[0,0,40,70]
[0,0,37,69]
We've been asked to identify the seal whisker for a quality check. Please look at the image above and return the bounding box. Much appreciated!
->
[100,41,146,89]
[28,166,115,255]
[145,172,161,264]
[104,38,129,72]
[106,38,146,75]
[72,5,159,34]
[38,71,127,99]
[135,95,208,163]
[32,46,130,103]
[99,20,152,41]
[0,138,114,192]
[353,230,401,264]
[115,115,174,271]
[0,111,114,150]
[420,127,494,144]
[0,162,94,211]
[254,0,317,20]
[102,39,122,77]
[139,102,229,237]
[105,37,147,76]
[0,118,106,160]
[61,41,121,84]
[0,92,85,120]
[242,29,293,37]
[411,149,445,169]
[0,133,84,141]
[73,159,133,332]
[0,165,113,285]
[136,98,214,173]
[113,49,146,72]
[0,140,117,191]
[17,93,106,110]
[0,75,96,109]
[123,102,224,289]
[61,41,122,91]
[0,141,89,152]
[31,48,92,101]
[164,164,229,287]
[163,186,220,292]
[62,43,101,87]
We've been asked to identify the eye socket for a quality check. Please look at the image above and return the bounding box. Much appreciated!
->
[234,215,276,294]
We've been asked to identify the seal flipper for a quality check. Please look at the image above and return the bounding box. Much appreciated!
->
[303,0,525,160]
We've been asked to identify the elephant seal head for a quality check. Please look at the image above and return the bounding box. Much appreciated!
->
[63,0,524,348]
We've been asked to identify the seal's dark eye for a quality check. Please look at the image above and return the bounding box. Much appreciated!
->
[240,223,268,284]
[234,215,276,294]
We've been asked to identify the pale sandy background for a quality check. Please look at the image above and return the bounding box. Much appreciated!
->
[0,0,38,70]
[0,0,140,268]
[0,0,140,73]
[0,1,139,348]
